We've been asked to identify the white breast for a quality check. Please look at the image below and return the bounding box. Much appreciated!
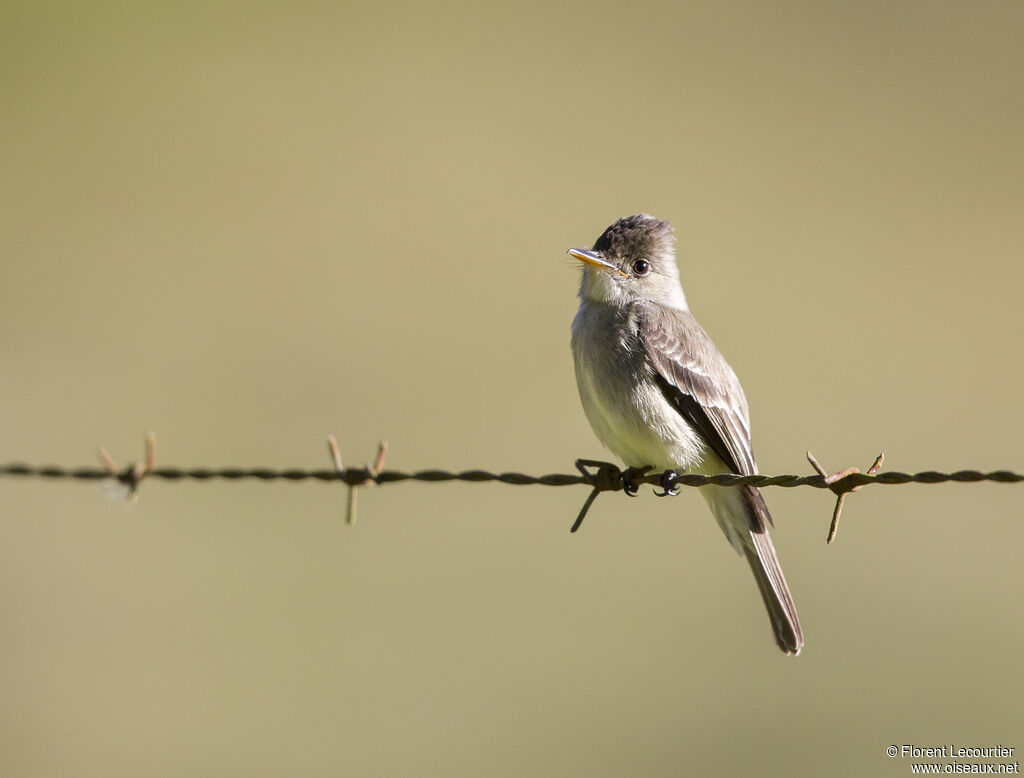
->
[571,301,706,472]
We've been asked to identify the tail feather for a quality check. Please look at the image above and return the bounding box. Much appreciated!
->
[705,484,804,655]
[741,486,803,655]
[744,534,803,655]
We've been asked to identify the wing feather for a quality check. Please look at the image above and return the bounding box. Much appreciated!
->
[638,303,757,479]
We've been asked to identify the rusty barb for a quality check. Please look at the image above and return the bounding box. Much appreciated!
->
[806,451,885,544]
[327,436,388,525]
[97,431,157,503]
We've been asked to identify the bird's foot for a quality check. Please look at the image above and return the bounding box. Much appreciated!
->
[653,470,682,497]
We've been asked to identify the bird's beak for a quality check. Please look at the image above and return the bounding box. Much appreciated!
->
[566,248,628,278]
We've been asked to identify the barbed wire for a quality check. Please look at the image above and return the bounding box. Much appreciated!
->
[1,433,1021,543]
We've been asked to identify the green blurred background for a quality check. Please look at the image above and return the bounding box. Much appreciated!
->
[2,2,1022,776]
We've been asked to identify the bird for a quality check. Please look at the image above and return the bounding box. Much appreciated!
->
[568,214,803,655]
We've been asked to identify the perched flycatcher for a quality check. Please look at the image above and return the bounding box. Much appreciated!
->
[569,214,803,655]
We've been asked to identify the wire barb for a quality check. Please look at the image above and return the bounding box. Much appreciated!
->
[807,451,885,544]
[96,431,156,503]
[327,436,388,525]
[571,459,624,532]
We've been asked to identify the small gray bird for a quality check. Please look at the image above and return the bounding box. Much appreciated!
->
[569,214,803,655]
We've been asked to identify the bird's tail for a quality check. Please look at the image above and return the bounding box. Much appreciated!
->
[741,486,803,655]
[707,485,804,655]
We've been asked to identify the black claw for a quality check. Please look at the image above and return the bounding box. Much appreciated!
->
[653,470,681,497]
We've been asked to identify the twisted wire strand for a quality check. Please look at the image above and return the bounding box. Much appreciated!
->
[1,463,1021,489]
[5,448,1021,541]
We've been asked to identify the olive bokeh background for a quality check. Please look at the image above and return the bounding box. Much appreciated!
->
[2,3,1022,776]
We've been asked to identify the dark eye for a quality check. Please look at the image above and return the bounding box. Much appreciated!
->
[631,259,650,276]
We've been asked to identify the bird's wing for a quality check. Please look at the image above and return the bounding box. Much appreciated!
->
[638,303,758,478]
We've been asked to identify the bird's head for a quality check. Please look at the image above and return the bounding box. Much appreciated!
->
[568,214,687,310]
